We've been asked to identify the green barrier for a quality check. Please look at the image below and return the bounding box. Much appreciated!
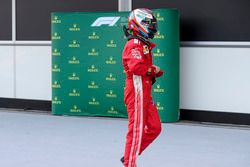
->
[51,9,179,122]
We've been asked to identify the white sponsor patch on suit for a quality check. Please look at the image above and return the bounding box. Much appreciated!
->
[132,49,142,60]
[143,45,149,54]
[134,39,139,44]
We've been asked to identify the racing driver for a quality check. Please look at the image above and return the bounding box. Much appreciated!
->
[121,8,164,167]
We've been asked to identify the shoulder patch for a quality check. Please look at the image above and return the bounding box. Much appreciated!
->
[134,39,139,44]
[143,45,149,54]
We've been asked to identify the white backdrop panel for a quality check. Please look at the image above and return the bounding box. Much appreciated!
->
[3,44,250,114]
[16,46,51,100]
[0,46,14,98]
[180,47,250,114]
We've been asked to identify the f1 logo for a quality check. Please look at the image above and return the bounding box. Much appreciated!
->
[91,17,120,27]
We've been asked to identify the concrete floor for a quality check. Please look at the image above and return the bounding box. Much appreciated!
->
[0,109,250,167]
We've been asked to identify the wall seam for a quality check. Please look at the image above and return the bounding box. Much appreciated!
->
[118,0,132,11]
[12,0,16,98]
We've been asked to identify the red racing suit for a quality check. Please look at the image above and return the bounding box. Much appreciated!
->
[122,37,163,167]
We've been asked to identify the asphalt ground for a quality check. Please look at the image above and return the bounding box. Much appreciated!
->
[0,109,249,167]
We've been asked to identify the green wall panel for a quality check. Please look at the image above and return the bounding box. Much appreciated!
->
[51,9,179,122]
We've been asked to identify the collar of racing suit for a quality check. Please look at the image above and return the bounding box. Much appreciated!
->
[127,34,156,49]
[123,25,155,49]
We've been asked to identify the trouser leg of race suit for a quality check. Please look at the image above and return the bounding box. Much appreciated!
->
[123,100,161,167]
[123,100,141,167]
[139,100,161,155]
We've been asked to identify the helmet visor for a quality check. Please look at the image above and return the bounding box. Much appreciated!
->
[142,17,158,33]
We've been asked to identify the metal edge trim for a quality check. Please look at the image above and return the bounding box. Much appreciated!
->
[0,41,52,46]
[181,41,250,47]
[1,41,250,47]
